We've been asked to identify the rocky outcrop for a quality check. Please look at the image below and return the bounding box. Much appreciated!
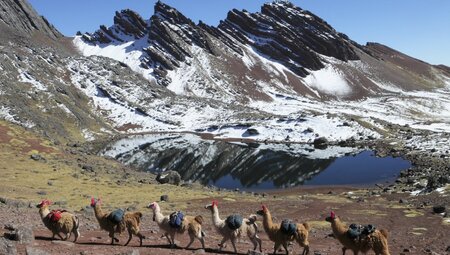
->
[218,1,359,77]
[0,0,62,38]
[82,9,147,44]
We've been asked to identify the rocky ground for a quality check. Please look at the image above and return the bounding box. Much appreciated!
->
[1,186,449,255]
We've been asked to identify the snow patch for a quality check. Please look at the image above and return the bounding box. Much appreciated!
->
[0,106,35,128]
[18,71,46,91]
[73,36,155,81]
[303,64,351,96]
[82,129,96,141]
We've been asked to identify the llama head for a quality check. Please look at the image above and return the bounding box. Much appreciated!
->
[36,199,51,208]
[147,202,158,221]
[148,202,158,210]
[325,211,336,222]
[256,204,268,216]
[90,197,101,207]
[204,200,218,210]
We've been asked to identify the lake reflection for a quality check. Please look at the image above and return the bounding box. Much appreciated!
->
[102,134,411,191]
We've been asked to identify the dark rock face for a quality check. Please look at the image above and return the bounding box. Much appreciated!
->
[79,0,359,82]
[145,1,217,71]
[218,1,359,76]
[0,0,62,38]
[83,9,147,44]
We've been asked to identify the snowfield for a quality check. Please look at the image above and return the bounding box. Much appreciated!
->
[72,35,450,152]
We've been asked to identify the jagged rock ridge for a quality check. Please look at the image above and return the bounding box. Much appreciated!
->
[76,1,449,102]
[0,0,62,38]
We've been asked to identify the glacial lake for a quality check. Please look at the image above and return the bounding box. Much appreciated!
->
[102,134,411,191]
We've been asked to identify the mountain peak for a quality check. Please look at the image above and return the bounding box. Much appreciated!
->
[0,0,62,39]
[153,1,194,26]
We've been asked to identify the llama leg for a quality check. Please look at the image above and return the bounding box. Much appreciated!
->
[137,232,145,247]
[341,247,346,255]
[198,236,205,250]
[231,237,237,254]
[109,231,116,245]
[57,233,64,240]
[302,245,310,255]
[186,234,195,249]
[218,236,228,251]
[170,232,176,248]
[124,228,133,246]
[256,234,262,252]
[73,227,80,243]
[250,236,258,251]
[273,242,281,255]
[282,242,289,255]
[300,240,310,255]
[164,232,172,245]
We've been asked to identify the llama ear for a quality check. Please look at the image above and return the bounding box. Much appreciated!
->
[262,205,267,211]
[330,211,336,219]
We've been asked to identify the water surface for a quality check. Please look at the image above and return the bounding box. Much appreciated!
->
[102,134,411,191]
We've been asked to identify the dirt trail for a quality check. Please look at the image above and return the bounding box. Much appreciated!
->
[2,187,449,255]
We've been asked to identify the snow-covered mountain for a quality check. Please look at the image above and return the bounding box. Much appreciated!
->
[1,0,449,154]
[76,1,449,102]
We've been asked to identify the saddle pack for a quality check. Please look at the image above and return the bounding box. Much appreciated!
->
[107,209,125,224]
[347,224,376,239]
[169,211,184,229]
[48,210,66,222]
[225,214,243,230]
[280,219,297,236]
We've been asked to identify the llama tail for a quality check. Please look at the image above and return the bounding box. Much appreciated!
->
[380,229,389,238]
[247,214,257,224]
[247,214,259,233]
[194,215,204,225]
[302,222,311,231]
[135,211,143,224]
[72,215,80,242]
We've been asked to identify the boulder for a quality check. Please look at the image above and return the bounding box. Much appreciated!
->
[432,205,446,214]
[156,171,181,185]
[14,226,35,244]
[25,246,49,255]
[313,137,328,149]
[0,238,17,255]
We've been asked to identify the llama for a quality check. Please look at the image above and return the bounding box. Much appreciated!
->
[37,199,80,242]
[325,211,390,255]
[205,200,262,253]
[148,201,205,249]
[90,197,145,246]
[256,205,310,255]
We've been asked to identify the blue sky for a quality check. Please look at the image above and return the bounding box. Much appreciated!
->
[29,0,450,65]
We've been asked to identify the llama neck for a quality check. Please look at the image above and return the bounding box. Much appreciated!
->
[39,206,50,219]
[331,218,348,236]
[211,206,224,227]
[93,204,106,220]
[152,205,165,224]
[262,210,275,232]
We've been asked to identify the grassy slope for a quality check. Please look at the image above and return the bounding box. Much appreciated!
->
[0,121,249,211]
